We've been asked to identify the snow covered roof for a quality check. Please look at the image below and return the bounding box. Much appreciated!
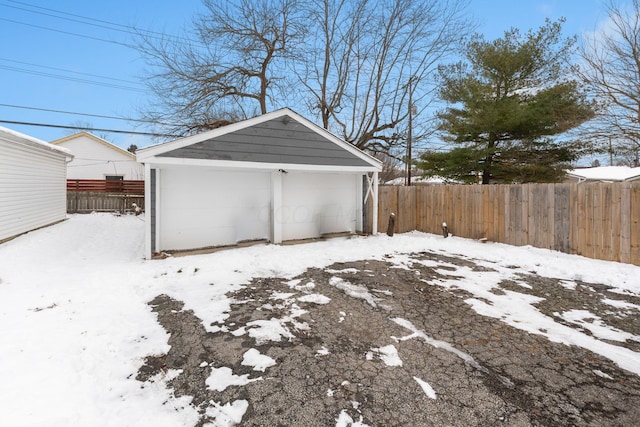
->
[385,175,456,185]
[566,166,640,182]
[0,126,73,158]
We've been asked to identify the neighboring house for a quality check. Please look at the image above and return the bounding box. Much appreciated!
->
[0,126,74,243]
[51,132,143,180]
[566,166,640,183]
[136,108,382,259]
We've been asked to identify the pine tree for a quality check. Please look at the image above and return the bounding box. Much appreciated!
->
[419,20,595,184]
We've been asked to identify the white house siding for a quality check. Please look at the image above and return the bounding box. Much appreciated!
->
[280,172,358,241]
[0,136,68,242]
[158,167,271,251]
[54,134,143,180]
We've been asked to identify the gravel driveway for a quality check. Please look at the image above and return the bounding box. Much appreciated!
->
[138,249,640,426]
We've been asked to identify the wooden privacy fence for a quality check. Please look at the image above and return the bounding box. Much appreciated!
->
[368,182,640,266]
[66,180,145,214]
[67,192,144,214]
[67,179,144,193]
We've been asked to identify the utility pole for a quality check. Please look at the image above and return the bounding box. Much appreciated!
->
[609,137,613,166]
[406,77,413,186]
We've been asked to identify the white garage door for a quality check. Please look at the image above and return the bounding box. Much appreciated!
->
[281,172,357,241]
[159,167,271,251]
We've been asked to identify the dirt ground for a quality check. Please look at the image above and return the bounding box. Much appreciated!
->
[137,249,640,426]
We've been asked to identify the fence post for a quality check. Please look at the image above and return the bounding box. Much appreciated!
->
[387,213,395,237]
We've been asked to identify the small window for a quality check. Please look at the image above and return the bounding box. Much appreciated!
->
[105,175,124,181]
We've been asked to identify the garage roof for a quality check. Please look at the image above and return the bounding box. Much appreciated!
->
[0,126,73,158]
[137,108,382,172]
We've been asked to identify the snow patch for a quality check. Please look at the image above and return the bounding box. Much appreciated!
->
[370,345,403,367]
[593,370,614,380]
[556,310,640,342]
[206,367,261,392]
[413,377,437,399]
[270,291,295,300]
[602,298,640,311]
[204,399,249,426]
[559,280,578,290]
[317,346,330,356]
[246,319,295,344]
[329,277,379,308]
[326,268,360,274]
[298,293,331,304]
[335,410,370,427]
[242,348,276,372]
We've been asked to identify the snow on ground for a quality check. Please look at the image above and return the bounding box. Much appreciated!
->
[241,348,277,372]
[1,213,639,426]
[367,344,403,367]
[413,377,437,399]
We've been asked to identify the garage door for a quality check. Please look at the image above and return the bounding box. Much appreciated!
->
[281,172,357,241]
[159,167,271,251]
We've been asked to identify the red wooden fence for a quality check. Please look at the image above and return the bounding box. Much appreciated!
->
[66,179,144,194]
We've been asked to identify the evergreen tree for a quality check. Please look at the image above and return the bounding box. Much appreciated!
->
[419,20,595,184]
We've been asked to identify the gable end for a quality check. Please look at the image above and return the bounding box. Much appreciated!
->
[157,116,373,167]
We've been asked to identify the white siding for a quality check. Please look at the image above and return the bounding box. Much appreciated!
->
[0,138,68,242]
[158,167,271,251]
[281,172,357,241]
[57,135,143,180]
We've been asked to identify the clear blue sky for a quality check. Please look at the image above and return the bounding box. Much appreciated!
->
[0,0,611,151]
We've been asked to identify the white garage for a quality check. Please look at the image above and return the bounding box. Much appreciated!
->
[136,108,381,259]
[0,126,73,243]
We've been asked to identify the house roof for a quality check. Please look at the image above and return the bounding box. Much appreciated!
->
[136,108,382,172]
[51,132,135,159]
[567,166,640,182]
[385,176,453,185]
[0,126,73,158]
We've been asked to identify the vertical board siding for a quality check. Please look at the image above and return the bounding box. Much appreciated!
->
[554,184,571,253]
[0,139,68,242]
[368,182,640,266]
[620,183,631,264]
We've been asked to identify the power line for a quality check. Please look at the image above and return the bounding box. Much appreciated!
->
[0,103,180,127]
[2,0,201,46]
[0,58,142,86]
[0,64,148,92]
[2,2,137,36]
[0,119,177,138]
[0,17,133,48]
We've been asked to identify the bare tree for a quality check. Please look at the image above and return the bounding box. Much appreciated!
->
[65,121,111,141]
[295,0,472,155]
[137,0,471,155]
[138,0,305,136]
[294,0,366,129]
[578,0,640,166]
